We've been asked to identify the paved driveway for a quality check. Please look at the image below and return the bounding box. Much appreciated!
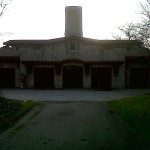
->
[1,88,150,101]
[0,102,144,150]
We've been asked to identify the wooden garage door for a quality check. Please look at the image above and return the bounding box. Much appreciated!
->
[130,68,149,88]
[63,66,83,88]
[91,67,112,90]
[0,68,15,88]
[34,68,54,89]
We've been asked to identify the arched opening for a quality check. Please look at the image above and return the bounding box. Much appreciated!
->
[34,68,54,89]
[63,66,83,88]
[91,67,112,90]
[130,67,149,88]
[0,68,15,88]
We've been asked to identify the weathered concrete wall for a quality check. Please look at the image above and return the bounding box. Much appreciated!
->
[54,65,62,89]
[19,42,126,62]
[83,74,91,88]
[79,45,125,62]
[0,46,19,56]
[20,63,27,88]
[112,64,125,89]
[125,46,149,57]
[20,44,67,62]
[15,67,20,88]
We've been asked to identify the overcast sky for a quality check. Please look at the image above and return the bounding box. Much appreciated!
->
[0,0,146,46]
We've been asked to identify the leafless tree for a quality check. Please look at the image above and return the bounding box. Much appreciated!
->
[114,0,150,48]
[0,0,12,36]
[0,0,11,17]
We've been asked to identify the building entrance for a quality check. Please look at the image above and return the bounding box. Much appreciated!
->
[63,66,83,88]
[34,68,54,88]
[0,68,15,88]
[91,67,112,90]
[130,67,149,88]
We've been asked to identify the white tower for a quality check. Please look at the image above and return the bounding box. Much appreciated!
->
[65,6,83,37]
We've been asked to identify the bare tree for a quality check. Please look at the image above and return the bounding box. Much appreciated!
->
[0,0,12,36]
[114,0,150,48]
[0,0,11,17]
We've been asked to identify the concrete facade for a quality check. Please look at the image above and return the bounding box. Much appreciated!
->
[0,6,150,89]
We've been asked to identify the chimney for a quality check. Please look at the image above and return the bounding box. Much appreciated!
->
[65,6,83,37]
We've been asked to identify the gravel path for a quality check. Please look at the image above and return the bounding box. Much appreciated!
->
[1,88,150,101]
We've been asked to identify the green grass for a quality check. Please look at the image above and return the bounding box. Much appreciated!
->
[0,98,37,132]
[107,95,150,144]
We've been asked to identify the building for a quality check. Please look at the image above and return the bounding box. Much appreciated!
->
[0,6,150,89]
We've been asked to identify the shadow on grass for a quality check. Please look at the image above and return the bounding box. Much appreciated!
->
[0,98,37,133]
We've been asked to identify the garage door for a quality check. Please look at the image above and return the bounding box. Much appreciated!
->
[91,67,112,90]
[34,68,54,88]
[0,68,15,88]
[63,66,83,88]
[130,68,149,88]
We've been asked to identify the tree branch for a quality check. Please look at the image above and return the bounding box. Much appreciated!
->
[0,0,11,17]
[115,0,150,48]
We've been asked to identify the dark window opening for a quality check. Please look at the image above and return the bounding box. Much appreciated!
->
[70,43,76,50]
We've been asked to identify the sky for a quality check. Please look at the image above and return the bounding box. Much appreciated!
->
[0,0,146,46]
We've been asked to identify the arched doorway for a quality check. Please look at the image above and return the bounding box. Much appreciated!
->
[63,66,83,88]
[0,68,15,88]
[91,67,112,90]
[130,67,149,88]
[34,68,54,89]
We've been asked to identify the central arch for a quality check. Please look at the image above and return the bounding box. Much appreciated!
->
[63,66,83,88]
[34,68,54,89]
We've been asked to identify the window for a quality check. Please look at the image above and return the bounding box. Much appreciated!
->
[69,42,76,50]
[70,42,76,50]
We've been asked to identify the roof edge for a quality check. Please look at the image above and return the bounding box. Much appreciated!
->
[3,36,142,46]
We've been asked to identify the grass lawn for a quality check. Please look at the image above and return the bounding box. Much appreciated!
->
[0,98,37,133]
[107,95,150,145]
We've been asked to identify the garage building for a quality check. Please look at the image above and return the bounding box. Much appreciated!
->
[0,6,150,89]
